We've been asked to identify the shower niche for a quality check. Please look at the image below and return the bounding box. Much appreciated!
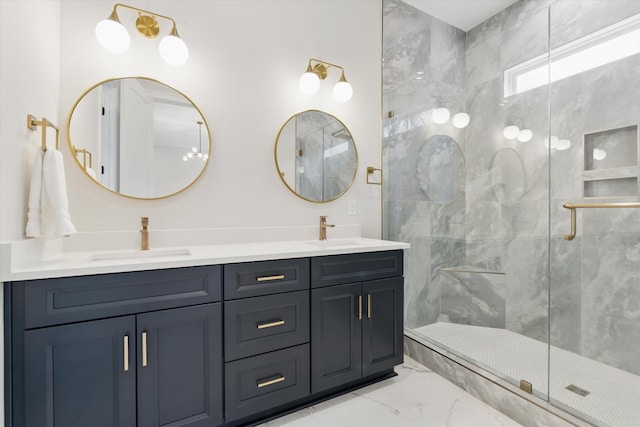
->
[583,124,639,199]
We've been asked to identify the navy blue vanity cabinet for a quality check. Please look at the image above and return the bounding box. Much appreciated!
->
[136,303,223,427]
[24,316,137,427]
[310,250,404,394]
[222,258,311,424]
[9,266,224,427]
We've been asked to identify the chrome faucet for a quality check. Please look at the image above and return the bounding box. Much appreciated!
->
[141,217,149,250]
[319,215,335,240]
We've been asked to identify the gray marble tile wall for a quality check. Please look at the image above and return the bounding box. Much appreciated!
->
[384,0,640,379]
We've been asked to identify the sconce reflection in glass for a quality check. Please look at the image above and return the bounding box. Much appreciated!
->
[517,128,533,142]
[430,108,470,128]
[299,58,353,103]
[183,121,208,162]
[96,3,189,66]
[543,135,571,150]
[593,148,607,160]
[452,112,470,129]
[503,120,534,142]
[503,125,520,140]
[432,107,450,124]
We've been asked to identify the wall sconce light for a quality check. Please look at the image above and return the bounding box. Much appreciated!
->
[183,121,208,161]
[95,3,189,66]
[299,58,353,103]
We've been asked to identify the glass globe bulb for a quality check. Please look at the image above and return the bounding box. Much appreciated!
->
[182,156,188,161]
[503,125,520,140]
[452,112,470,129]
[432,108,450,125]
[333,81,353,103]
[95,19,130,53]
[299,72,320,95]
[517,128,533,142]
[556,139,571,150]
[159,35,189,66]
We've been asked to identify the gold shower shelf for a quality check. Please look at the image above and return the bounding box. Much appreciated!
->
[27,114,59,151]
[563,202,640,240]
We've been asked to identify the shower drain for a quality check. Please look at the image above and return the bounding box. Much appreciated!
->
[566,384,590,397]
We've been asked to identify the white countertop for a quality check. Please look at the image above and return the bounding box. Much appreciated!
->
[0,237,409,282]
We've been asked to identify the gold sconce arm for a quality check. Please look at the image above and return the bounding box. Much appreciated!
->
[307,58,346,80]
[563,202,640,240]
[366,166,382,185]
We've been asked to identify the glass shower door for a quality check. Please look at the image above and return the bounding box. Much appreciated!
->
[548,2,640,426]
[382,0,551,400]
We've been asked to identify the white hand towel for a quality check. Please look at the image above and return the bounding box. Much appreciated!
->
[42,148,77,238]
[25,150,44,237]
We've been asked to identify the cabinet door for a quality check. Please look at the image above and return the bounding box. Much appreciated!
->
[311,283,362,393]
[362,277,404,377]
[137,303,223,427]
[24,316,136,427]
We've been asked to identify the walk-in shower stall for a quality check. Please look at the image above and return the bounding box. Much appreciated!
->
[382,1,640,426]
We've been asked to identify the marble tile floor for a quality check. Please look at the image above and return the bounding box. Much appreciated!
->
[415,322,640,427]
[258,357,523,427]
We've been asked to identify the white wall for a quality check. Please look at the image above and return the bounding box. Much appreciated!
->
[1,1,62,422]
[0,0,62,242]
[56,0,383,237]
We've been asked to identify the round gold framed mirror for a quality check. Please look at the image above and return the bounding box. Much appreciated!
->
[275,110,358,203]
[67,77,211,199]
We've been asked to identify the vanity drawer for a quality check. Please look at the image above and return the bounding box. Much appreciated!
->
[224,290,309,361]
[21,266,222,329]
[224,344,310,422]
[224,258,309,300]
[311,250,403,288]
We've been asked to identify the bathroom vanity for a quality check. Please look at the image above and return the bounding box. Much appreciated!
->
[3,239,406,427]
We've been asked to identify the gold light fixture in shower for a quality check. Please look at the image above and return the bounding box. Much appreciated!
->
[95,3,189,66]
[299,58,353,103]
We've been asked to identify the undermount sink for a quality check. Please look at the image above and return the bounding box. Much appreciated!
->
[304,239,362,248]
[89,247,192,262]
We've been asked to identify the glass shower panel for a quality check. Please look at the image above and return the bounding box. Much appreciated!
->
[382,0,550,398]
[549,2,640,426]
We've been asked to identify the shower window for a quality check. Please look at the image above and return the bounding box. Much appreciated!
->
[504,12,640,97]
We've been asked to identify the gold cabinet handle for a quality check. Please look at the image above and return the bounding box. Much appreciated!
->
[256,274,285,282]
[358,295,362,320]
[124,335,129,372]
[257,320,285,329]
[257,375,285,388]
[142,331,148,367]
[367,294,371,319]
